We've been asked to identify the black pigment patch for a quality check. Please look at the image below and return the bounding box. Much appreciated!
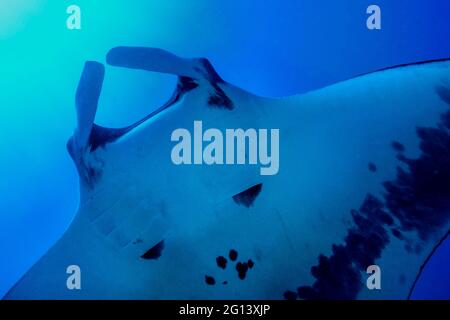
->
[391,141,405,152]
[223,281,228,285]
[236,262,249,280]
[141,240,165,260]
[216,256,227,269]
[248,259,254,269]
[208,83,234,110]
[368,162,377,172]
[290,103,450,300]
[283,290,298,300]
[294,195,391,300]
[179,76,199,92]
[205,275,216,285]
[193,58,233,109]
[232,183,263,208]
[229,249,238,261]
[384,124,450,240]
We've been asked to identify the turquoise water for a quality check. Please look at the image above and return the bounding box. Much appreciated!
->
[1,0,449,298]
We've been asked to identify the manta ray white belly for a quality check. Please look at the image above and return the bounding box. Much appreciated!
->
[4,48,450,300]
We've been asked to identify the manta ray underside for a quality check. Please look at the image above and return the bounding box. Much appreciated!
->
[4,47,450,300]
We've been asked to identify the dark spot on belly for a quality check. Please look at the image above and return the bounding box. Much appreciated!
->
[205,275,216,285]
[223,281,228,285]
[232,183,263,208]
[236,262,249,280]
[229,249,238,261]
[140,240,164,260]
[283,290,298,300]
[248,259,254,269]
[216,256,227,269]
[368,162,377,172]
[391,141,405,152]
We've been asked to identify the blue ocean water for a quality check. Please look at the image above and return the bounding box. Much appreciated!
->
[0,0,449,299]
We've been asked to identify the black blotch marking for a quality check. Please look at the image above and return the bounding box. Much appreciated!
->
[232,183,263,208]
[229,249,238,261]
[248,259,254,269]
[391,141,405,152]
[292,104,450,300]
[141,240,164,260]
[195,58,233,110]
[436,85,450,105]
[391,228,404,240]
[208,83,234,110]
[223,281,228,285]
[179,76,199,91]
[368,162,377,172]
[205,275,216,285]
[236,262,249,280]
[295,195,391,300]
[385,123,450,240]
[216,256,227,269]
[283,290,298,300]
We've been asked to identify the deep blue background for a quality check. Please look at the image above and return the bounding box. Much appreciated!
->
[0,0,448,298]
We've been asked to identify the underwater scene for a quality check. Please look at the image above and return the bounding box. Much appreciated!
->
[0,0,449,300]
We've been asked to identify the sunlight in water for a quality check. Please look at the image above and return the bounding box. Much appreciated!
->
[0,0,45,39]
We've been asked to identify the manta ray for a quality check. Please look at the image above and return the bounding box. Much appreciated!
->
[4,47,450,300]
